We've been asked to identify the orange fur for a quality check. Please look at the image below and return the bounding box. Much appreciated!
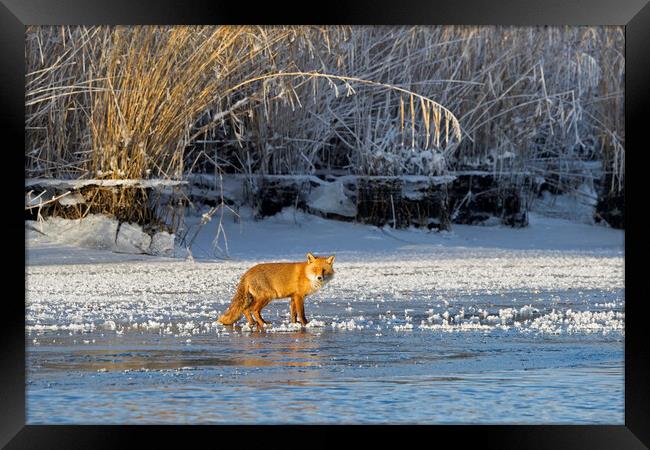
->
[217,252,335,328]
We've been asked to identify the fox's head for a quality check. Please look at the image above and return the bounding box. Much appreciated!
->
[305,252,336,287]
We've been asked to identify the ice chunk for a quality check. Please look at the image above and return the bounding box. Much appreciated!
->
[518,305,539,320]
[115,222,151,254]
[149,231,175,257]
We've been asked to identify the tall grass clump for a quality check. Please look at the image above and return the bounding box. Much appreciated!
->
[26,26,463,228]
[26,25,624,231]
[26,26,295,226]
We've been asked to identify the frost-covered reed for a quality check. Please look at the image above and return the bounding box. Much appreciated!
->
[25,25,624,227]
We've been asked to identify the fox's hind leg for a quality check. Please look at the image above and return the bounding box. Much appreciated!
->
[253,308,270,326]
[252,302,271,328]
[243,309,255,327]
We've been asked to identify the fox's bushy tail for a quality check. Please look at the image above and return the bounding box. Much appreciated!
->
[217,282,248,325]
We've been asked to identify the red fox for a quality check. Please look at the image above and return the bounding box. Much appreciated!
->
[217,252,335,328]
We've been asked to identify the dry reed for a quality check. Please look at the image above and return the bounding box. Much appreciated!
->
[25,25,624,230]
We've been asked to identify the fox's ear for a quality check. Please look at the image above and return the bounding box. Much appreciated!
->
[326,255,335,264]
[307,252,316,263]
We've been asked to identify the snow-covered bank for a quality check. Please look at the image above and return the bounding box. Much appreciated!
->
[26,206,623,266]
[182,207,623,261]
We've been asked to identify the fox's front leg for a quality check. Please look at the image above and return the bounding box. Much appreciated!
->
[290,296,298,323]
[295,295,308,326]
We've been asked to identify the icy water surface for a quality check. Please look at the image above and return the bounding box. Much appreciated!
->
[27,325,623,424]
[26,251,624,424]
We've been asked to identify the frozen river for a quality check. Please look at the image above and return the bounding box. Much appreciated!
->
[25,211,624,424]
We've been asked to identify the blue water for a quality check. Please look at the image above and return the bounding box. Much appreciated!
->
[26,296,624,424]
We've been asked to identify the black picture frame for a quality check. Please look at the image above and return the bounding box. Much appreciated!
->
[3,0,648,447]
